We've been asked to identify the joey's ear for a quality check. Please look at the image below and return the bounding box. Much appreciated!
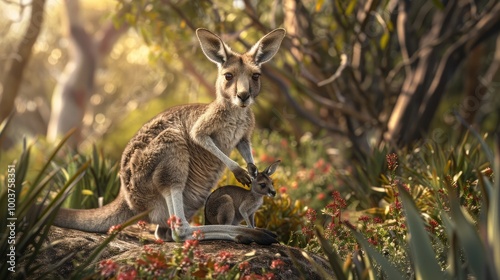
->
[264,160,281,176]
[248,28,286,65]
[196,28,231,65]
[247,163,258,179]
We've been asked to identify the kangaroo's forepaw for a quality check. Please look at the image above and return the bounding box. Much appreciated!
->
[233,166,252,185]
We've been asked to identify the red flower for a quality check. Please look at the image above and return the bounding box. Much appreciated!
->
[368,237,378,246]
[270,259,285,270]
[305,208,317,222]
[214,263,230,274]
[183,239,199,253]
[264,272,276,279]
[167,215,182,229]
[358,215,370,223]
[314,158,325,169]
[317,192,326,200]
[107,224,122,235]
[137,220,147,230]
[192,229,204,240]
[326,191,347,218]
[239,261,251,272]
[217,251,233,262]
[118,269,137,280]
[99,259,117,277]
[154,238,164,245]
[386,153,398,171]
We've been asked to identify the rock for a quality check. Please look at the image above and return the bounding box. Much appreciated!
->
[25,225,333,279]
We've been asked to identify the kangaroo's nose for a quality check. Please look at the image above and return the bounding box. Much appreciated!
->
[237,92,250,102]
[269,190,276,197]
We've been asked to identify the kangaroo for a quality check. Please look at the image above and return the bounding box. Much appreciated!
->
[53,28,286,245]
[205,160,280,228]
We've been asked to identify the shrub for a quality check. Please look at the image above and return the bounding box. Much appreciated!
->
[301,133,500,279]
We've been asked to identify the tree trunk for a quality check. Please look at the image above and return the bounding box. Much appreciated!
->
[46,0,128,148]
[0,0,46,124]
[384,1,500,147]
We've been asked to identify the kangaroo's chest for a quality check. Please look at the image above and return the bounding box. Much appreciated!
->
[212,122,247,154]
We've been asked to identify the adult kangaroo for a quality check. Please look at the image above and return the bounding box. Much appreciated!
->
[53,28,286,245]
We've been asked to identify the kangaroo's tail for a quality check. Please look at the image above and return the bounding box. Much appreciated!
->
[53,191,136,233]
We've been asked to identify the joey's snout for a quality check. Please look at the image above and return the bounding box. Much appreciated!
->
[268,189,276,197]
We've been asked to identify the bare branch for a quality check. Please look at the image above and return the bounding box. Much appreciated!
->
[263,66,346,135]
[317,54,348,87]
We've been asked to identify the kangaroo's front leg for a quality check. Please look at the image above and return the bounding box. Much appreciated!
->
[236,137,257,178]
[190,132,252,185]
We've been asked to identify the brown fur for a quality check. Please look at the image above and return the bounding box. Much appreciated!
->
[53,28,286,245]
[205,161,280,227]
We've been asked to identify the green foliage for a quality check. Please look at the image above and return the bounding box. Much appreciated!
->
[52,145,120,209]
[300,133,500,279]
[0,128,138,279]
[255,193,306,245]
[0,131,87,278]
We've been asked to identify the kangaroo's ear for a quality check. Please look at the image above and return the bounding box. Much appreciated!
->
[248,28,286,65]
[264,160,281,176]
[196,28,231,65]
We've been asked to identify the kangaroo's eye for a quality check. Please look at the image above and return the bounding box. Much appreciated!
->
[259,183,267,189]
[224,73,234,81]
[252,73,261,81]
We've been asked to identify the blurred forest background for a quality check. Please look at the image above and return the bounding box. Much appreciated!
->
[0,0,499,207]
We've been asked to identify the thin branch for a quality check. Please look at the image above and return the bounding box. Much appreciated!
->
[263,66,346,135]
[317,54,348,87]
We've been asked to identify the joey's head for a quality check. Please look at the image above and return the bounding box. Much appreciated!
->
[249,160,281,197]
[196,28,286,108]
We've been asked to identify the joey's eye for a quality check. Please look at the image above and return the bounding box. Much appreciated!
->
[224,73,234,81]
[252,73,261,81]
[259,183,267,189]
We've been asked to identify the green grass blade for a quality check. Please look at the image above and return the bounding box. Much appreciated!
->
[300,250,335,280]
[398,186,443,279]
[314,226,348,280]
[31,128,76,187]
[347,225,405,279]
[0,110,14,143]
[287,248,312,280]
[448,192,487,279]
[488,135,500,279]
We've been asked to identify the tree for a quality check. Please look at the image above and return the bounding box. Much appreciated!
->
[116,0,500,158]
[0,0,46,126]
[46,0,128,147]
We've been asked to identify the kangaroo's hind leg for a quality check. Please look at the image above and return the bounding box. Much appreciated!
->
[214,195,235,225]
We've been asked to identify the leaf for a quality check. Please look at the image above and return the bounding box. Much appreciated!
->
[379,31,390,50]
[345,0,357,15]
[448,192,487,279]
[81,189,94,196]
[347,225,405,279]
[315,0,325,12]
[398,186,443,279]
[487,135,500,279]
[315,227,348,280]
